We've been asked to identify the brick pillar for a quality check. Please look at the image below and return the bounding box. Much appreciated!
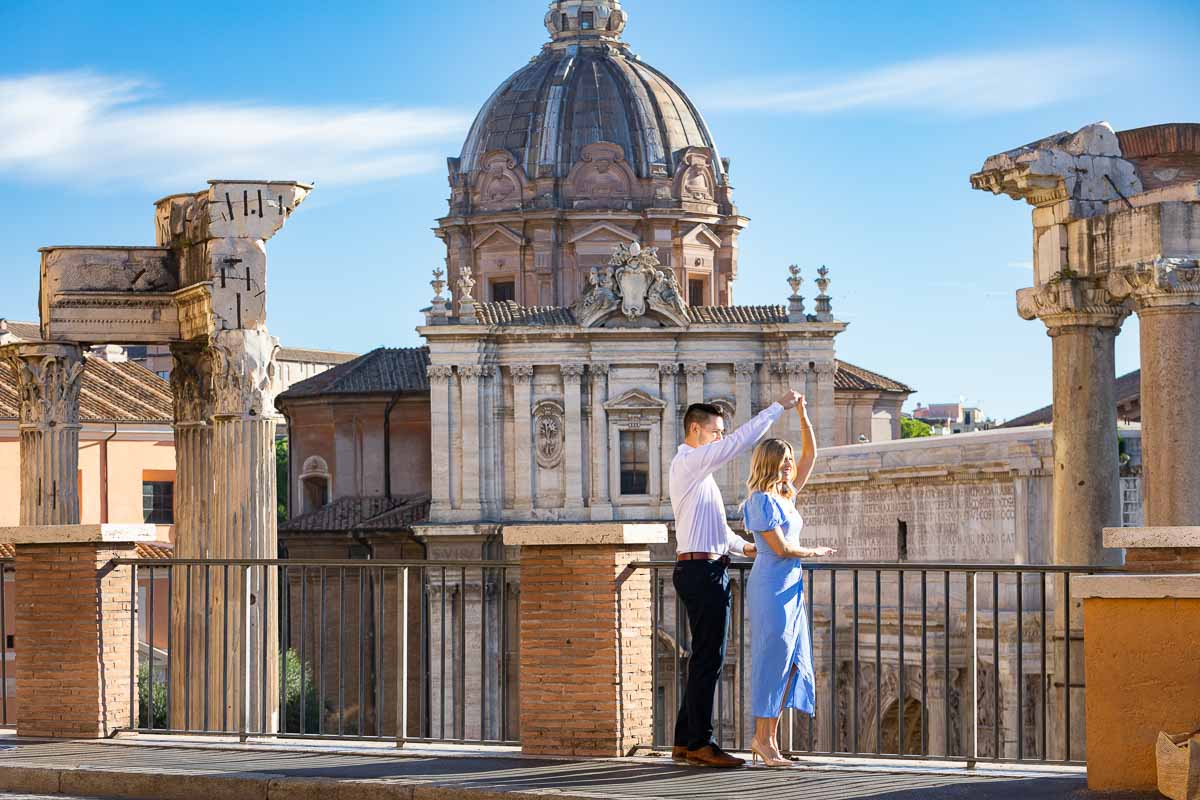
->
[504,523,667,757]
[0,524,157,738]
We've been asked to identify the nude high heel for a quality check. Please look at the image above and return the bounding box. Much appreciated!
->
[750,740,792,768]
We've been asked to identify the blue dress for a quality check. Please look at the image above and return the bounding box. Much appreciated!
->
[744,491,816,718]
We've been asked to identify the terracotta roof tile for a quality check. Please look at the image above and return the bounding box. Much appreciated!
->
[0,356,173,424]
[474,302,577,326]
[687,306,790,324]
[277,347,429,401]
[834,360,914,394]
[280,495,431,534]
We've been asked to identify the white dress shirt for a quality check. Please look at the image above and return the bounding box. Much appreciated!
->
[670,402,786,556]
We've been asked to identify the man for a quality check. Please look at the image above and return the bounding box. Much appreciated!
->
[669,389,802,767]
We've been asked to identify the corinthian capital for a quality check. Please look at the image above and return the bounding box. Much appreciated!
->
[733,362,757,377]
[683,362,707,377]
[427,365,454,383]
[1016,275,1129,331]
[813,362,837,376]
[170,343,214,426]
[658,362,679,376]
[2,343,84,429]
[1107,258,1200,312]
[510,365,535,384]
[560,363,587,382]
[210,328,281,419]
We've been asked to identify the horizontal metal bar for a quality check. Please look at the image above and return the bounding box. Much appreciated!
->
[111,558,519,568]
[113,726,520,747]
[629,560,1121,574]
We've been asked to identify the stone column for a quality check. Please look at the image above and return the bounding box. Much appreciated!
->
[589,364,611,518]
[813,361,837,449]
[1017,281,1128,565]
[458,366,484,514]
[683,361,706,407]
[511,366,535,515]
[168,343,216,729]
[562,363,586,510]
[0,524,152,738]
[659,364,679,506]
[733,363,755,486]
[427,366,454,515]
[209,328,281,734]
[480,365,499,516]
[504,522,666,757]
[1017,280,1127,761]
[1109,260,1200,526]
[2,343,84,526]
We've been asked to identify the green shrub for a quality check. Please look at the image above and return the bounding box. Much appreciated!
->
[137,664,168,729]
[283,647,320,733]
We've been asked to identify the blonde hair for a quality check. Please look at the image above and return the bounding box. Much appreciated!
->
[746,438,796,503]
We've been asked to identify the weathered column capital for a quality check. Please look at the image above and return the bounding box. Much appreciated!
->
[427,365,454,383]
[509,364,535,383]
[210,328,280,420]
[169,343,214,428]
[1107,258,1200,314]
[589,363,609,377]
[1016,277,1130,333]
[785,362,810,377]
[658,362,678,376]
[1,342,85,430]
[459,365,488,382]
[561,362,587,380]
[733,362,757,377]
[812,361,837,376]
[682,361,707,377]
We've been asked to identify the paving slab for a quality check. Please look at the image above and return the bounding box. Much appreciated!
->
[0,739,1160,800]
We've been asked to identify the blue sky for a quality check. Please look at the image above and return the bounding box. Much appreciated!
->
[1,0,1197,420]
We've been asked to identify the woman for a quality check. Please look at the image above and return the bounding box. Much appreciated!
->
[743,395,836,767]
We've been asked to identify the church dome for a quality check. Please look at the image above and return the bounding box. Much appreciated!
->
[457,0,725,183]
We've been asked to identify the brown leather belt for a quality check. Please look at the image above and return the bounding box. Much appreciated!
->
[677,552,728,562]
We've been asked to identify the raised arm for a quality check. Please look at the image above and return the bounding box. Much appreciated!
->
[677,390,800,478]
[794,397,817,490]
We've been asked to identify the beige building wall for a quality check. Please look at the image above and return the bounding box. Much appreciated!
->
[0,423,176,536]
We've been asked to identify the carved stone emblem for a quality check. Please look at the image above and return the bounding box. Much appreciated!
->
[533,399,565,469]
[574,242,690,328]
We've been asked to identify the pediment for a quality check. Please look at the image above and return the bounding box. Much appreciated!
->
[604,388,667,413]
[568,222,638,245]
[682,223,722,249]
[473,224,525,250]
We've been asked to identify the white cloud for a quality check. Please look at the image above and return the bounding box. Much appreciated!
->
[700,48,1134,115]
[0,71,472,188]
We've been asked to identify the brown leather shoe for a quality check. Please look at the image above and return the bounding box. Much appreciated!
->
[671,745,689,763]
[686,744,745,768]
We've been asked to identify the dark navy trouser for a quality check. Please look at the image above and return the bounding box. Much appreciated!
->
[672,557,732,751]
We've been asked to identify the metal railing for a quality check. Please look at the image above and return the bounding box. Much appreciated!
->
[639,560,1121,765]
[122,558,519,746]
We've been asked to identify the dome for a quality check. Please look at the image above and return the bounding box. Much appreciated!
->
[457,0,725,183]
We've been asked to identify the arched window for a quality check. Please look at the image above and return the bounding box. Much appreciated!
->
[299,455,331,513]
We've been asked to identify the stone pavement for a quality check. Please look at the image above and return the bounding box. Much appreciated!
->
[0,739,1161,800]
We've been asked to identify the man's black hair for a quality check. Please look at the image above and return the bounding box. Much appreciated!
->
[683,403,724,436]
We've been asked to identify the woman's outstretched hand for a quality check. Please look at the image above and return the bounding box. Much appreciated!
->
[809,546,836,557]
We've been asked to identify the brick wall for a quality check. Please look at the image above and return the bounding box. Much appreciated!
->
[518,544,653,757]
[14,543,135,738]
[1123,547,1200,573]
